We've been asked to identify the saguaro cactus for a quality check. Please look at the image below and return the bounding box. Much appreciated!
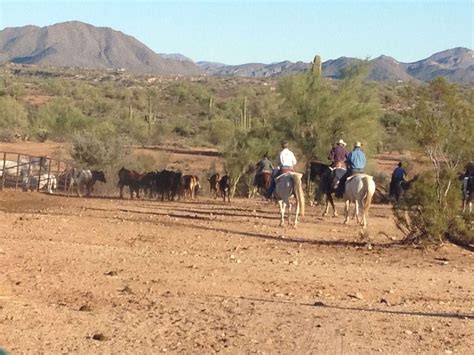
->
[144,94,157,138]
[312,55,322,77]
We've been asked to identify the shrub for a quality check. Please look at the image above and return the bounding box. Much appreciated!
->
[35,97,95,139]
[71,127,129,170]
[0,96,29,130]
[394,171,472,244]
[394,78,474,245]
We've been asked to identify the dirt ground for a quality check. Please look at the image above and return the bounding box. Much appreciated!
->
[0,142,473,354]
[0,190,472,354]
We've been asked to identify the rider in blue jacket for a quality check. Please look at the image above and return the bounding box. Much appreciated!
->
[335,142,367,198]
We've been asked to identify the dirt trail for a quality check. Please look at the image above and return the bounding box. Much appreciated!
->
[0,191,473,354]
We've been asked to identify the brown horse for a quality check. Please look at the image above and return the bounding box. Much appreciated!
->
[251,171,272,198]
[118,167,144,199]
[181,175,201,200]
[208,173,220,198]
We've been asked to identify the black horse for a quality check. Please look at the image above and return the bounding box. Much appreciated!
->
[462,176,473,213]
[309,162,346,217]
[389,175,418,203]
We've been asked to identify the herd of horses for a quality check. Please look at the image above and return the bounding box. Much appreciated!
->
[1,155,473,228]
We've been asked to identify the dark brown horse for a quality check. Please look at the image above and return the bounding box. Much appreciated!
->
[251,171,272,198]
[118,167,144,199]
[463,177,473,213]
[390,175,418,203]
[208,173,220,198]
[219,175,231,203]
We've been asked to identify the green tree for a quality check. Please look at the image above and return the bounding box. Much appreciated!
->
[223,124,277,197]
[276,63,381,169]
[395,77,474,244]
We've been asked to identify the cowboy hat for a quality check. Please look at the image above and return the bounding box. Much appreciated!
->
[354,141,362,148]
[336,139,346,146]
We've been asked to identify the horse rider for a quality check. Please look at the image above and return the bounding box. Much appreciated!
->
[389,162,407,195]
[264,141,297,199]
[254,153,274,186]
[462,161,474,197]
[328,139,348,168]
[335,141,367,198]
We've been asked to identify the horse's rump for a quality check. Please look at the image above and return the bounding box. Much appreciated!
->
[254,172,272,189]
[275,172,305,225]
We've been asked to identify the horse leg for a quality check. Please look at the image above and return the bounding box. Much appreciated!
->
[343,200,350,224]
[278,200,285,226]
[322,194,329,216]
[358,198,366,227]
[353,200,360,223]
[287,202,292,226]
[329,193,337,217]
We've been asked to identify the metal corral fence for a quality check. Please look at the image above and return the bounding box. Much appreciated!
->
[0,151,73,193]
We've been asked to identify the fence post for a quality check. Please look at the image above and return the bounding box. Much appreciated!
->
[36,157,43,192]
[63,163,69,193]
[1,152,6,190]
[15,154,21,190]
[46,158,52,192]
[56,160,61,193]
[27,156,32,192]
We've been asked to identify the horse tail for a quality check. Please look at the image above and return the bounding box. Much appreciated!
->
[363,175,375,215]
[292,173,305,217]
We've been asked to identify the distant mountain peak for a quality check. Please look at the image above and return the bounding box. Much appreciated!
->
[0,21,202,75]
[0,22,472,83]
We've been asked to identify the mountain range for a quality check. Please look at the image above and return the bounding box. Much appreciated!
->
[1,21,473,84]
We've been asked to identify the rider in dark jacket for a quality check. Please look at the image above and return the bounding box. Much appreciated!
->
[254,154,274,185]
[390,162,407,196]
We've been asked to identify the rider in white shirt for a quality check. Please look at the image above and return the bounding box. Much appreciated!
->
[265,141,297,198]
[279,145,297,170]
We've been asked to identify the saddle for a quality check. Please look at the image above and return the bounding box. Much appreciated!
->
[346,172,365,182]
[280,167,294,174]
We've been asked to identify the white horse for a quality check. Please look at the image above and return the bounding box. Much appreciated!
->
[26,174,57,194]
[275,172,305,227]
[343,174,376,228]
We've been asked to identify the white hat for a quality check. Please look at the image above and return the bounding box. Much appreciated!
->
[354,141,362,148]
[337,139,346,146]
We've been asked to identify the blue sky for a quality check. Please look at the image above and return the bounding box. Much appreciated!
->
[1,1,472,64]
